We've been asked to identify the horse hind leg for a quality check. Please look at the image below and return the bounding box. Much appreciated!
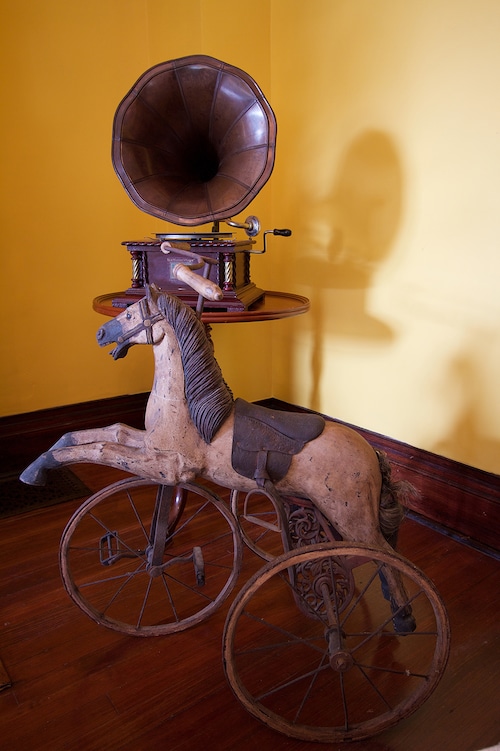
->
[376,450,418,633]
[314,487,416,634]
[330,451,417,634]
[348,515,417,635]
[378,565,417,634]
[342,515,417,634]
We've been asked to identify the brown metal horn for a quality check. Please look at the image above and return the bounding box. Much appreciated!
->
[112,55,277,226]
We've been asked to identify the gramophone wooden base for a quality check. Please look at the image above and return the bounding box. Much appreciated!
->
[93,290,310,323]
[121,239,263,311]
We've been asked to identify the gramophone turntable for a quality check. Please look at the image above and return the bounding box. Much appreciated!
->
[110,55,291,311]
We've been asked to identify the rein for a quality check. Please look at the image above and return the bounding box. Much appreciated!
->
[117,298,163,346]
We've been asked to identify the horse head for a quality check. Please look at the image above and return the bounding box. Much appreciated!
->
[96,285,164,360]
[96,284,234,443]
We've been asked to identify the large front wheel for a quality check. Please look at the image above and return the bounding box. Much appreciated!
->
[223,542,450,743]
[60,478,242,636]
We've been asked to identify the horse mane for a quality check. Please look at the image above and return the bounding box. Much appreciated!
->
[156,292,234,443]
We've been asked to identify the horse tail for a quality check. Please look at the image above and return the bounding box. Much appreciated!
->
[376,450,416,549]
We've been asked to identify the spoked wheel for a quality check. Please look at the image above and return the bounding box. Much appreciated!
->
[60,477,242,636]
[223,542,450,743]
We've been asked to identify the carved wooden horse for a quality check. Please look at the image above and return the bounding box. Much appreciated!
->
[21,283,414,630]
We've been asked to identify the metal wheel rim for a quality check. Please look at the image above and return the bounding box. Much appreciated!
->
[223,542,450,742]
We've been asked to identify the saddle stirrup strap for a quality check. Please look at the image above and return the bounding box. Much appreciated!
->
[254,451,271,487]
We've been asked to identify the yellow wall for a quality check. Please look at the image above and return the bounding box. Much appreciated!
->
[269,0,500,474]
[1,1,499,475]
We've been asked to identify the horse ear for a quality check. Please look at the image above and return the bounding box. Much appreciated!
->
[147,283,161,306]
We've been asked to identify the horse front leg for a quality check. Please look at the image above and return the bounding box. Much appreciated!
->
[20,423,145,485]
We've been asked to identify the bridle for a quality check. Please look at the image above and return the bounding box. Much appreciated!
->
[116,297,164,347]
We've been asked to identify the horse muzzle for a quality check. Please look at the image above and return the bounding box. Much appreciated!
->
[96,320,131,360]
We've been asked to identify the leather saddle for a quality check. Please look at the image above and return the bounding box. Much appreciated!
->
[231,398,325,487]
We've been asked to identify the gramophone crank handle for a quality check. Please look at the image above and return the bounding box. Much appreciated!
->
[171,263,223,301]
[248,227,293,254]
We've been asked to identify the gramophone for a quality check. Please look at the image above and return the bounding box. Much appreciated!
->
[111,55,290,311]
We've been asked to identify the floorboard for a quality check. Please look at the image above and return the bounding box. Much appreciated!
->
[0,463,498,751]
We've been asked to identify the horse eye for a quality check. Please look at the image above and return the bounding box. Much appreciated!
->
[126,312,132,320]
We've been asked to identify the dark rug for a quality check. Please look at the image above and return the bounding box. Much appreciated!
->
[0,469,90,519]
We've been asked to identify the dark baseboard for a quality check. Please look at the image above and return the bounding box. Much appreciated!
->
[257,398,500,557]
[0,393,149,476]
[2,394,498,555]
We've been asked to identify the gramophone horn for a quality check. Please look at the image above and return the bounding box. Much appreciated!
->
[112,55,277,226]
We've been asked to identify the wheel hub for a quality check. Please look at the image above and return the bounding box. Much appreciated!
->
[329,648,354,672]
[325,627,353,672]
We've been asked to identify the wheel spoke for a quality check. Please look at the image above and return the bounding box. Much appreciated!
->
[135,575,154,629]
[340,561,383,629]
[159,570,179,622]
[79,558,147,589]
[256,660,331,702]
[354,663,393,710]
[97,559,148,617]
[293,651,330,724]
[236,609,326,657]
[164,500,210,541]
[356,662,431,681]
[125,488,150,544]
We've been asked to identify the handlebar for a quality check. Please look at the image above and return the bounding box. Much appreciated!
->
[160,241,223,310]
[171,263,223,301]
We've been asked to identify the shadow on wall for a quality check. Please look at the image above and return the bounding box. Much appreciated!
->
[432,328,500,474]
[306,129,403,408]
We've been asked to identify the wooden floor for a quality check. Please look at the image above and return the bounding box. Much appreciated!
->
[0,463,499,751]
